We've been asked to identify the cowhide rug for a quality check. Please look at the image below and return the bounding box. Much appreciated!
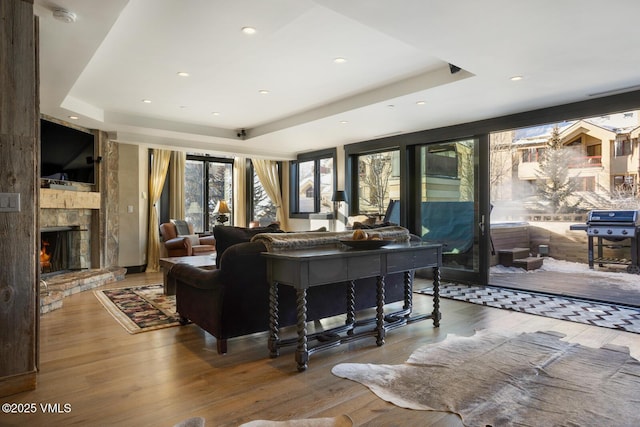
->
[332,330,640,427]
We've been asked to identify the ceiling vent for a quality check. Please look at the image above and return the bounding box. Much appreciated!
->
[53,8,77,24]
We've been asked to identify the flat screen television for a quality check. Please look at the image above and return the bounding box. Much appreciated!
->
[40,119,96,184]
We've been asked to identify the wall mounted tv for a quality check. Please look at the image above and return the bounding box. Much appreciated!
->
[40,119,96,184]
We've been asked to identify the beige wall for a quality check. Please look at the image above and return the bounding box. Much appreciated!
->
[117,143,149,268]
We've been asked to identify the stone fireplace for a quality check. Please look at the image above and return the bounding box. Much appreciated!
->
[39,188,102,273]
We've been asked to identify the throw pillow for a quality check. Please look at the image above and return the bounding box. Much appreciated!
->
[213,224,282,267]
[183,234,200,247]
[171,219,191,236]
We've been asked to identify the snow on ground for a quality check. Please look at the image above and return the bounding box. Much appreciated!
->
[491,257,640,288]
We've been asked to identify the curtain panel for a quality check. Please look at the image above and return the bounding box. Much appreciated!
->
[169,151,186,220]
[146,149,172,272]
[252,159,289,230]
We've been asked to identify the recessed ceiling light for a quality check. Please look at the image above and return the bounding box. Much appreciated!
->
[68,116,78,120]
[242,26,257,35]
[416,101,426,105]
[211,112,221,116]
[387,104,395,109]
[142,99,152,103]
[339,120,349,124]
[179,105,187,109]
[334,57,347,64]
[258,90,270,95]
[510,75,524,81]
[177,71,190,77]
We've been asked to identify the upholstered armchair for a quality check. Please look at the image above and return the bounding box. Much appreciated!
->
[159,220,215,257]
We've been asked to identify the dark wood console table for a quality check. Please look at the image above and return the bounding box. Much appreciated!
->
[263,242,442,371]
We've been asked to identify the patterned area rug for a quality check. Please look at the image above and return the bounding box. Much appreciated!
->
[95,284,182,333]
[416,283,640,333]
[332,329,640,426]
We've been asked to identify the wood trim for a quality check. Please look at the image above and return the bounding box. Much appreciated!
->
[40,188,101,209]
[0,371,37,397]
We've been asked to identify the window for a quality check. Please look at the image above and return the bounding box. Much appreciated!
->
[249,161,279,226]
[522,147,544,163]
[290,148,335,217]
[355,149,400,215]
[614,175,635,192]
[184,155,233,232]
[614,137,632,157]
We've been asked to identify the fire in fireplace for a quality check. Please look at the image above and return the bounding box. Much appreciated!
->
[40,226,82,275]
[40,239,53,271]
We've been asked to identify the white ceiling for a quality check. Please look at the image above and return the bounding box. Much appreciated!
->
[35,0,640,159]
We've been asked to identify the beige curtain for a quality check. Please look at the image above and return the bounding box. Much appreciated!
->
[252,159,289,230]
[169,151,186,219]
[146,149,172,272]
[233,156,247,227]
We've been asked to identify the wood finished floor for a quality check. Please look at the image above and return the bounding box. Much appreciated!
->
[3,272,640,427]
[490,269,640,307]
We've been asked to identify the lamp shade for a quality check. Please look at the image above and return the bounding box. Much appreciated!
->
[332,190,348,203]
[215,200,231,214]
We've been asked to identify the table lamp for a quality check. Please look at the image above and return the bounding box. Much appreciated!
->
[215,200,231,225]
[331,190,348,210]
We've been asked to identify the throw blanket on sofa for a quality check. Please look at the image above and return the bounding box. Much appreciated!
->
[251,226,410,252]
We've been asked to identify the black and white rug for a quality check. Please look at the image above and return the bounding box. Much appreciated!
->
[416,283,640,333]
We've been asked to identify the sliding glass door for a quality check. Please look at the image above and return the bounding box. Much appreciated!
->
[416,138,490,284]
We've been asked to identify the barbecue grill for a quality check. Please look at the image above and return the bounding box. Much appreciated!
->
[571,210,640,274]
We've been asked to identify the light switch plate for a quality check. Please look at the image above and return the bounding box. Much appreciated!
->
[0,193,20,212]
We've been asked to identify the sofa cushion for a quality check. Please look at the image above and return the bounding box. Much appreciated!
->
[213,224,282,267]
[183,234,200,247]
[171,219,191,235]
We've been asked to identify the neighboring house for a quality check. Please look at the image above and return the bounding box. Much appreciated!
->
[513,112,640,201]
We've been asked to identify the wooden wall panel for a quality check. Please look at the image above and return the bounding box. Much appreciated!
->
[0,0,39,397]
[40,189,101,209]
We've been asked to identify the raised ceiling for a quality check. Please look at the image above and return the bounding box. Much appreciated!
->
[35,0,640,159]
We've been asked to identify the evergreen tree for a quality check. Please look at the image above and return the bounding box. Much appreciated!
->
[252,172,277,222]
[535,125,580,213]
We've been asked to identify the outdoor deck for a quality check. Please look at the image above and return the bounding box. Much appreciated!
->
[489,260,640,307]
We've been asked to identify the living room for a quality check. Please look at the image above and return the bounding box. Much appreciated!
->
[3,1,640,425]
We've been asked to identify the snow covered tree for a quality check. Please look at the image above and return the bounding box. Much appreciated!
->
[535,125,581,213]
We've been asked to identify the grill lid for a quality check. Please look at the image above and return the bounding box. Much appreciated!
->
[587,210,639,225]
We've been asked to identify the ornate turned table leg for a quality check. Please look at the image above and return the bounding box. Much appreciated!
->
[403,271,413,314]
[432,267,441,327]
[295,288,309,371]
[346,279,356,334]
[376,275,386,346]
[268,281,280,358]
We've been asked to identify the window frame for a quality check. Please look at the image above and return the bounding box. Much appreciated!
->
[289,148,337,219]
[184,154,234,232]
[245,159,282,225]
[352,148,401,216]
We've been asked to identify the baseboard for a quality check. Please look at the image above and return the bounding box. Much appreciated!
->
[125,265,147,274]
[0,371,37,398]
